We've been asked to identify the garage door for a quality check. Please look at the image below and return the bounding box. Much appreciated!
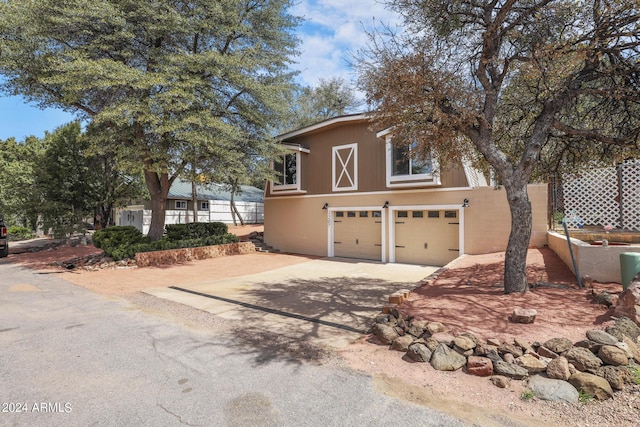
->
[333,210,382,260]
[394,209,459,266]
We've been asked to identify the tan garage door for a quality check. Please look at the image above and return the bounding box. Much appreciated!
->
[395,209,459,266]
[333,210,382,260]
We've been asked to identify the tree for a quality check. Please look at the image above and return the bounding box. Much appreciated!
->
[357,1,640,293]
[283,77,362,131]
[0,0,299,240]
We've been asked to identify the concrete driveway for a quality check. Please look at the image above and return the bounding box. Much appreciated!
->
[144,257,439,348]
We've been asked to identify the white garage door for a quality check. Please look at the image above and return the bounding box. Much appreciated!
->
[394,209,459,266]
[333,210,382,261]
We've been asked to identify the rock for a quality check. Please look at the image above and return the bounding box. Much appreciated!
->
[490,375,509,388]
[371,323,399,345]
[546,356,571,381]
[424,337,439,352]
[454,336,476,351]
[498,343,524,358]
[503,353,515,364]
[537,346,559,359]
[573,340,601,353]
[613,282,640,327]
[406,320,428,338]
[515,354,547,373]
[474,343,498,356]
[543,337,573,354]
[511,307,537,324]
[493,361,529,379]
[597,345,628,366]
[595,366,634,390]
[592,290,616,307]
[586,329,619,346]
[374,313,393,325]
[459,332,481,346]
[467,356,493,377]
[485,349,503,364]
[426,321,445,335]
[569,372,614,400]
[431,332,455,346]
[487,338,501,347]
[607,316,640,343]
[514,337,534,353]
[406,343,432,363]
[430,343,467,371]
[528,375,579,403]
[565,347,603,373]
[622,335,640,363]
[391,334,414,352]
[393,326,405,336]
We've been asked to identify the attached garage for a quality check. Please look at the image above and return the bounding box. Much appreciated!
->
[332,209,383,261]
[391,207,462,266]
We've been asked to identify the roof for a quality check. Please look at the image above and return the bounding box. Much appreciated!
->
[278,113,371,141]
[168,178,264,203]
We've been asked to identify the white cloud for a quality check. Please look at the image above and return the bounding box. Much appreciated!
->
[291,0,401,88]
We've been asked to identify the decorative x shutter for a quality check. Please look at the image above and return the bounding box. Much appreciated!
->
[332,143,358,192]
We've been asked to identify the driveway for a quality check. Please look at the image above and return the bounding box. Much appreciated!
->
[144,258,439,348]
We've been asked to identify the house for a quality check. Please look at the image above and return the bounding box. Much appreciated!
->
[118,178,264,234]
[264,113,548,266]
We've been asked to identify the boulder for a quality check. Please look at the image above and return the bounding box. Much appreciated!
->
[487,338,501,347]
[406,343,432,363]
[622,335,640,363]
[466,356,493,377]
[515,354,547,373]
[391,334,414,352]
[514,337,534,354]
[528,375,579,403]
[493,361,529,379]
[426,321,446,335]
[537,346,559,359]
[503,353,515,364]
[498,343,524,358]
[490,375,510,388]
[474,342,498,356]
[543,337,573,354]
[511,307,537,324]
[586,329,619,346]
[565,347,603,373]
[613,282,640,327]
[597,345,628,366]
[546,356,571,381]
[573,340,601,353]
[424,337,439,352]
[569,372,614,400]
[606,316,640,343]
[406,320,428,338]
[430,343,467,371]
[431,332,455,346]
[372,323,399,345]
[485,349,503,364]
[454,336,476,351]
[595,366,634,390]
[459,332,481,346]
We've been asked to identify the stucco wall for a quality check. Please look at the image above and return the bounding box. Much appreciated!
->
[264,184,548,260]
[548,231,640,283]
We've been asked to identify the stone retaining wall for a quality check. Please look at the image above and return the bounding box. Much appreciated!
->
[135,242,256,267]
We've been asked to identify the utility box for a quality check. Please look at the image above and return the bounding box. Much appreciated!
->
[620,252,640,290]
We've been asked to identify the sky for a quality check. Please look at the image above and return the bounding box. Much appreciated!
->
[0,0,398,141]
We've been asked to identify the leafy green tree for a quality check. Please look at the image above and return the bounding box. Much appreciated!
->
[0,0,300,240]
[283,77,362,131]
[357,0,640,293]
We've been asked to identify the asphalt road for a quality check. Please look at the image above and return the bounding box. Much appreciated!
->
[0,260,468,427]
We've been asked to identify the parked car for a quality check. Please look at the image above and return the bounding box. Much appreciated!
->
[0,216,8,257]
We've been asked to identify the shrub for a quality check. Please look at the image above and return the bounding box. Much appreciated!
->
[7,225,34,241]
[165,222,228,241]
[93,226,149,258]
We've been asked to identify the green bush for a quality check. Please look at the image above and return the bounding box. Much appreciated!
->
[93,226,149,258]
[7,225,35,241]
[165,222,228,241]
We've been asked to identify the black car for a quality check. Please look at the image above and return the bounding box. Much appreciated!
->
[0,216,8,257]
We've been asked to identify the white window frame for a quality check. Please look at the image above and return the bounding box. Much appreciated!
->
[175,200,187,210]
[200,201,209,210]
[332,143,358,192]
[270,144,309,194]
[381,134,440,188]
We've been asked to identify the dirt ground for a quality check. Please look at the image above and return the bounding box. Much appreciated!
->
[8,226,635,427]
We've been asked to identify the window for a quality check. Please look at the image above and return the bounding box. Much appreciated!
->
[392,142,433,177]
[347,211,356,217]
[359,211,368,217]
[428,211,440,218]
[397,211,408,218]
[336,211,344,217]
[200,201,209,210]
[372,211,382,218]
[445,211,457,218]
[412,211,424,218]
[175,201,187,210]
[332,143,358,192]
[274,152,298,187]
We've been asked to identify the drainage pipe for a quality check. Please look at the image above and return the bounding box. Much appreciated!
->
[562,219,582,289]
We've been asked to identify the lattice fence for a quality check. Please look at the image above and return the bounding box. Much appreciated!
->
[558,160,640,231]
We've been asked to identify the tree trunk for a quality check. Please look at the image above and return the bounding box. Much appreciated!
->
[191,180,198,223]
[231,198,244,226]
[230,191,237,226]
[144,170,170,241]
[503,182,532,294]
